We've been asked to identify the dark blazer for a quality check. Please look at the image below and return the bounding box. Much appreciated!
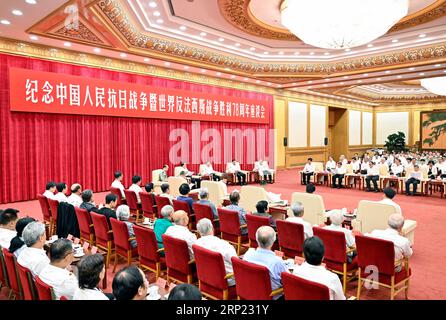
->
[56,202,80,238]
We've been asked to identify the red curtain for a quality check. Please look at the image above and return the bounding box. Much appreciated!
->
[0,54,274,204]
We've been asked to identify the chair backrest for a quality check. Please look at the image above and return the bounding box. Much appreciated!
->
[75,207,93,241]
[193,203,214,222]
[16,262,36,300]
[276,220,305,257]
[37,194,51,222]
[133,225,160,266]
[379,165,389,176]
[231,256,273,300]
[162,234,191,275]
[239,186,268,213]
[281,272,330,300]
[312,227,347,263]
[0,246,8,289]
[199,164,207,175]
[167,177,187,198]
[90,212,113,248]
[344,164,353,175]
[192,244,228,291]
[313,162,324,172]
[2,248,21,297]
[110,218,132,252]
[123,190,139,211]
[140,192,155,216]
[355,234,396,276]
[173,199,192,216]
[154,195,171,218]
[291,192,326,225]
[201,181,225,207]
[35,276,55,300]
[246,214,270,248]
[110,187,124,206]
[152,169,163,182]
[47,198,60,222]
[218,208,241,237]
[174,166,184,177]
[355,200,397,233]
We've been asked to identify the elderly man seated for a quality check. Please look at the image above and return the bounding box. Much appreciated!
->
[112,266,149,300]
[225,191,247,235]
[293,237,346,300]
[39,239,78,300]
[196,188,218,219]
[195,218,237,286]
[243,226,288,299]
[368,214,413,272]
[164,210,197,259]
[324,210,356,262]
[286,202,313,239]
[153,205,174,250]
[17,221,50,277]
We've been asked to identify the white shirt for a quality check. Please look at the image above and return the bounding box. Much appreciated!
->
[368,228,413,260]
[165,224,197,259]
[367,165,380,176]
[17,247,50,277]
[129,184,143,203]
[325,160,336,172]
[372,156,381,163]
[378,198,402,215]
[202,165,214,175]
[323,224,355,248]
[73,288,109,300]
[67,193,83,207]
[428,166,438,176]
[54,192,68,203]
[410,171,422,180]
[285,217,313,239]
[333,166,346,175]
[360,162,369,171]
[39,264,78,300]
[195,235,237,286]
[0,228,16,250]
[351,161,361,172]
[341,159,348,165]
[227,162,241,174]
[400,157,408,167]
[258,162,271,176]
[391,164,404,175]
[293,262,345,300]
[43,190,57,200]
[303,163,315,173]
[111,180,125,198]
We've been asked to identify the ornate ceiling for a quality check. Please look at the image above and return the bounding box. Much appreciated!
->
[0,0,445,105]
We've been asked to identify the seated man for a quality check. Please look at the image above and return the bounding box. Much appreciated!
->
[302,158,315,185]
[160,183,174,205]
[0,208,19,250]
[73,254,109,300]
[201,161,221,181]
[180,162,201,188]
[306,183,316,194]
[111,170,125,199]
[243,226,288,299]
[225,191,247,235]
[427,160,438,180]
[179,171,197,190]
[177,183,195,212]
[112,266,148,300]
[79,189,100,214]
[368,214,413,272]
[39,239,78,300]
[129,175,143,203]
[17,221,50,277]
[405,165,422,196]
[67,184,82,207]
[379,187,402,214]
[365,161,380,192]
[164,210,197,259]
[197,188,218,219]
[331,162,346,189]
[390,158,404,177]
[43,181,57,200]
[253,200,276,230]
[256,159,273,184]
[97,193,118,227]
[293,237,346,300]
[227,159,246,186]
[324,210,356,261]
[219,174,229,196]
[286,202,313,239]
[159,164,169,182]
[144,183,156,204]
[325,156,336,173]
[351,157,361,174]
[195,218,237,286]
[153,205,174,250]
[54,182,68,203]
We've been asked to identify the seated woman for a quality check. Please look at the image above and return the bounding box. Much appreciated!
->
[116,205,137,248]
[73,254,110,300]
[253,200,276,230]
[9,217,36,258]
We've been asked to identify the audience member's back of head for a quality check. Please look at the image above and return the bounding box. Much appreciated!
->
[114,171,122,179]
[81,189,93,203]
[46,181,56,191]
[255,200,268,213]
[290,202,304,217]
[56,182,67,193]
[78,254,104,289]
[0,208,19,226]
[383,187,396,199]
[229,191,240,204]
[105,193,117,204]
[179,183,190,196]
[112,266,145,300]
[328,210,344,227]
[161,183,170,193]
[306,183,316,194]
[303,236,325,266]
[9,217,36,253]
[49,239,73,263]
[132,175,142,184]
[22,221,45,247]
[145,183,154,193]
[167,284,202,300]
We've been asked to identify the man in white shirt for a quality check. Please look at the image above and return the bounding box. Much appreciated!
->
[437,157,446,178]
[302,158,315,185]
[227,159,246,186]
[54,182,68,203]
[67,184,83,207]
[339,155,348,166]
[368,214,413,271]
[351,157,361,173]
[256,160,274,184]
[325,156,336,173]
[0,208,18,249]
[160,183,174,204]
[372,153,381,164]
[331,162,346,189]
[129,175,143,203]
[378,188,402,215]
[202,161,221,181]
[17,221,50,277]
[219,174,229,196]
[405,165,422,196]
[324,210,355,248]
[293,237,346,300]
[360,159,369,174]
[73,254,109,300]
[43,181,57,200]
[164,210,197,259]
[39,239,78,300]
[391,158,404,177]
[111,171,126,199]
[365,161,380,192]
[286,202,313,239]
[195,218,237,286]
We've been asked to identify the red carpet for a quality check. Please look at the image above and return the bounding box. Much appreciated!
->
[1,168,445,300]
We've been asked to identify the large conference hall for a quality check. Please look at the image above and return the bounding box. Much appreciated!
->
[0,0,446,306]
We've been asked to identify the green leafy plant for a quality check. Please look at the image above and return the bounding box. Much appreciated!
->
[422,112,446,146]
[384,131,408,153]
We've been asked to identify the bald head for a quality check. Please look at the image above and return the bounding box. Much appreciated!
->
[388,214,405,231]
[256,226,276,249]
[172,210,189,227]
[329,210,344,226]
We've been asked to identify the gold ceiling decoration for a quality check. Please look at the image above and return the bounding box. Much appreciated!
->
[50,18,106,46]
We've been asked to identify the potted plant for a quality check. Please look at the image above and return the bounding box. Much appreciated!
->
[384,131,408,153]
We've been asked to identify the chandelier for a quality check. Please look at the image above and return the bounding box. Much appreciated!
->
[280,0,409,49]
[421,76,446,96]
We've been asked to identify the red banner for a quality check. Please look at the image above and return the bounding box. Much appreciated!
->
[9,67,269,124]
